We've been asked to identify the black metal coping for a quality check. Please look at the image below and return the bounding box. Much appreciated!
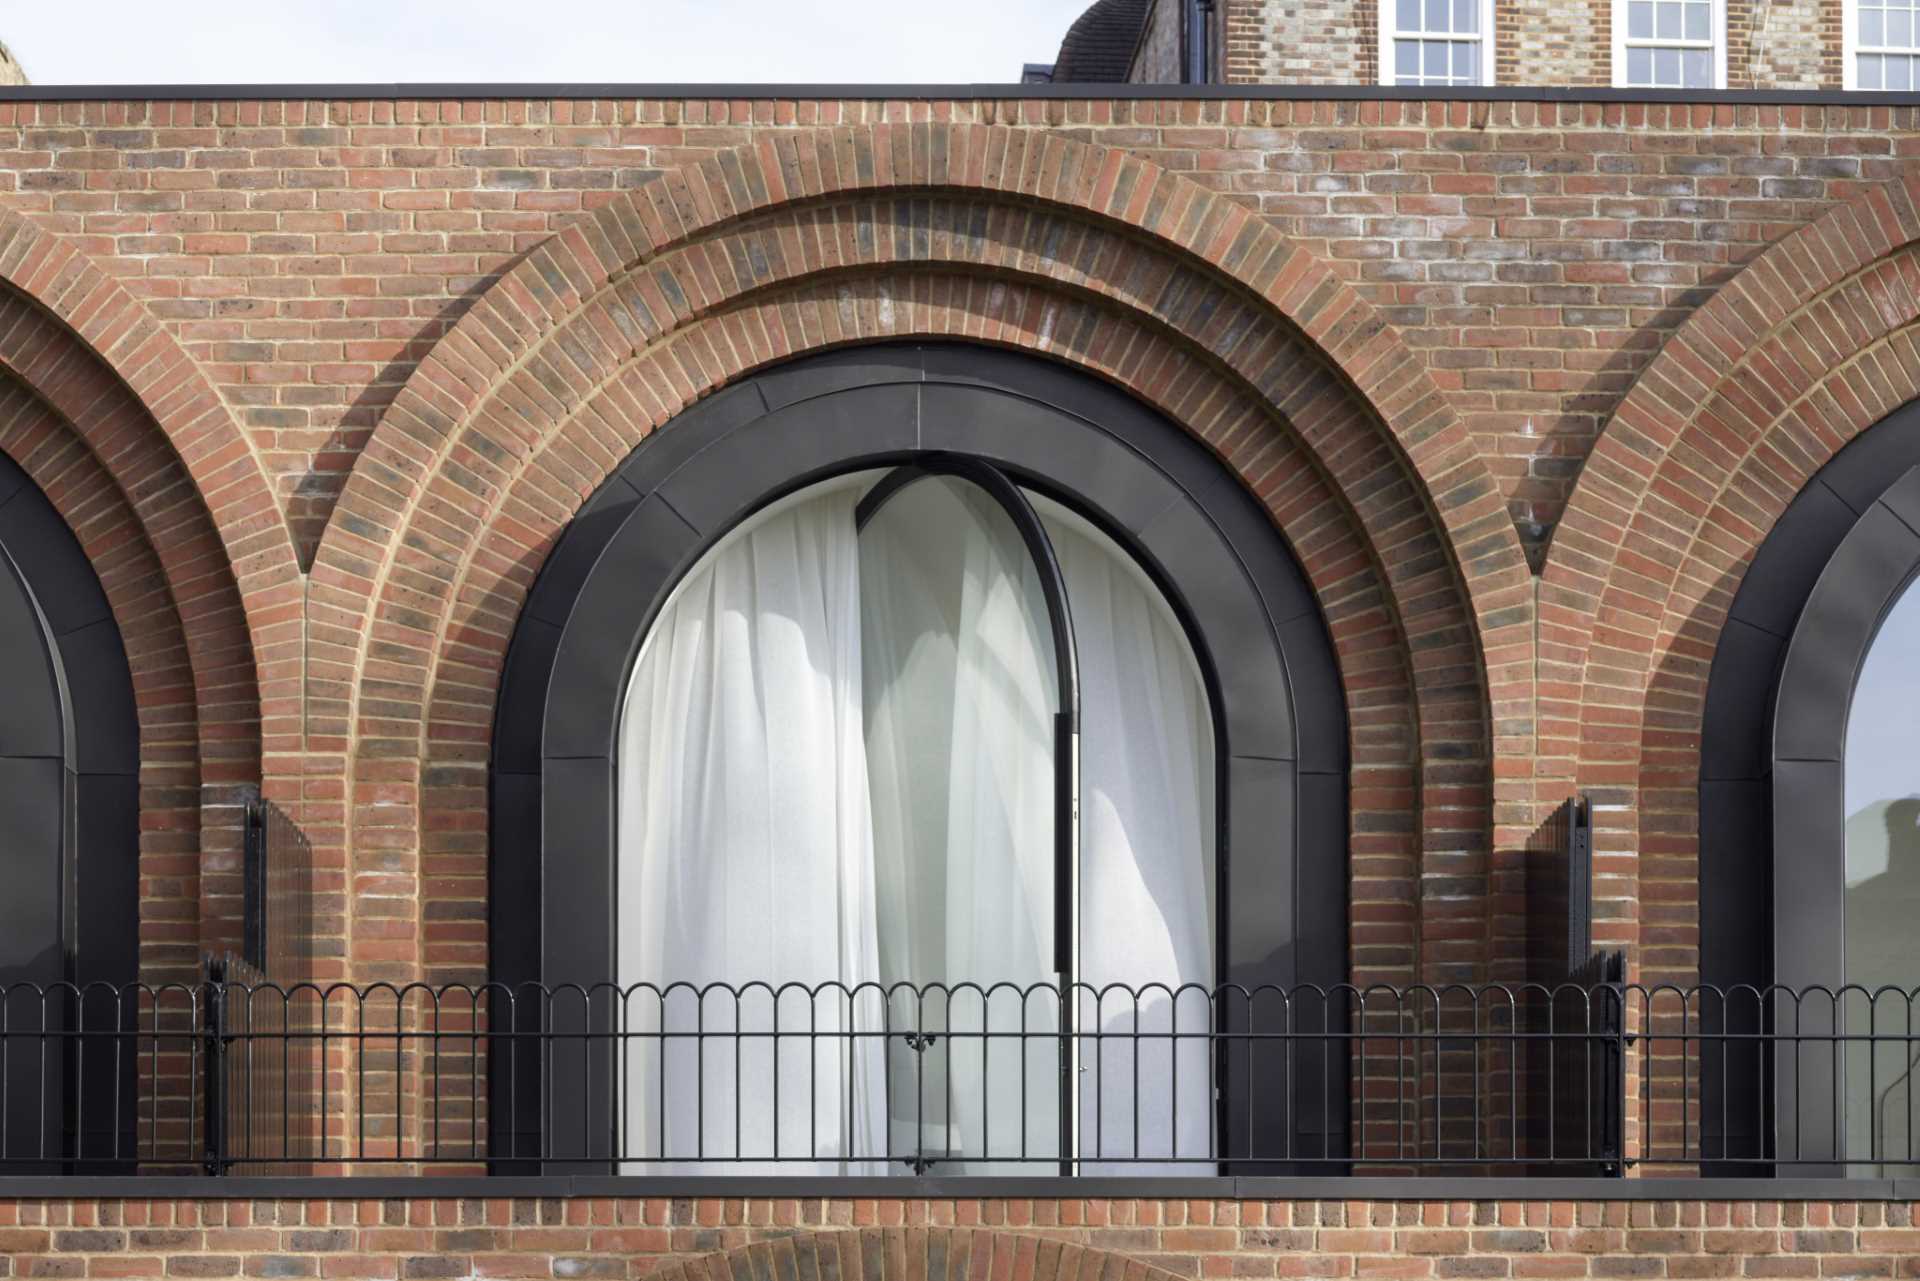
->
[0,1176,1916,1200]
[0,82,1918,106]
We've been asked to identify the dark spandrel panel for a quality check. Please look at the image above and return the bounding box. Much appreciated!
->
[0,757,63,979]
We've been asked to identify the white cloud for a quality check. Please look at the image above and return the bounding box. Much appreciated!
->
[3,0,1090,86]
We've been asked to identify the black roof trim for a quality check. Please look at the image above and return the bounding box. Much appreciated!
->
[0,82,1917,106]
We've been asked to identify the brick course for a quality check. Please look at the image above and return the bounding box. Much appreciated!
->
[0,1198,1913,1279]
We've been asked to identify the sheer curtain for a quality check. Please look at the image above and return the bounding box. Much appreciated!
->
[1038,498,1216,1173]
[861,477,1061,1171]
[616,480,888,1174]
[614,470,1216,1176]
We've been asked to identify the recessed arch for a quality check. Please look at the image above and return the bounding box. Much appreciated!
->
[325,128,1519,997]
[489,344,1350,1169]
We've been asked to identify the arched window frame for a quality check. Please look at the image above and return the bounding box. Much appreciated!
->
[1699,401,1920,1172]
[487,343,1351,1175]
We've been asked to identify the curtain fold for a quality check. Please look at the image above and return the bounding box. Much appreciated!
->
[1039,499,1217,1173]
[616,483,887,1174]
[861,477,1060,1171]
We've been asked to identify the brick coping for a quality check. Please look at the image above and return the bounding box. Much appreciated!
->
[0,1177,1911,1201]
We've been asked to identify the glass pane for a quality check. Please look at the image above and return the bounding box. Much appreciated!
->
[1863,52,1885,87]
[1425,40,1449,75]
[1685,2,1709,39]
[1628,46,1654,83]
[1629,1,1654,38]
[1029,494,1218,1172]
[860,474,1063,1172]
[1896,10,1915,45]
[1895,53,1916,88]
[1843,573,1920,1173]
[1398,0,1421,34]
[1426,0,1449,33]
[1455,0,1479,33]
[1396,39,1421,76]
[1682,47,1712,86]
[1864,9,1885,45]
[1657,2,1682,40]
[1655,46,1682,83]
[1454,40,1480,79]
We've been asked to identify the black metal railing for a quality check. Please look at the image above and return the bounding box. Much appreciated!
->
[3,979,1918,1176]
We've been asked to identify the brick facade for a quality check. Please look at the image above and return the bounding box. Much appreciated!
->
[0,87,1914,1193]
[3,1198,1920,1279]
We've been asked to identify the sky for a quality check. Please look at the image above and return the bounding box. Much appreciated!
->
[3,1,1094,86]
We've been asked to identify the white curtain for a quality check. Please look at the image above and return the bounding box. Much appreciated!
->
[1038,499,1217,1173]
[614,472,1217,1176]
[616,481,888,1174]
[861,477,1061,1171]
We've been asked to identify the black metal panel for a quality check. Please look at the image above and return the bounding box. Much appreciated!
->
[752,347,928,412]
[541,497,700,761]
[1817,405,1920,515]
[1773,501,1920,766]
[654,384,921,531]
[1139,495,1294,761]
[1726,481,1862,640]
[0,482,113,637]
[541,757,615,986]
[1700,619,1787,783]
[70,775,138,988]
[58,619,139,777]
[0,550,63,761]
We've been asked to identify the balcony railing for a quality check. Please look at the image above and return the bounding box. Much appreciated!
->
[6,975,1920,1176]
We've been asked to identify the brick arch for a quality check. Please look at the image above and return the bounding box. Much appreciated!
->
[658,1228,1185,1281]
[414,274,1428,994]
[0,373,203,979]
[321,125,1529,988]
[1540,173,1920,991]
[0,209,302,963]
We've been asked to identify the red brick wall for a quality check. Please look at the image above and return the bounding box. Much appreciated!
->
[0,1198,1916,1279]
[0,93,1913,1148]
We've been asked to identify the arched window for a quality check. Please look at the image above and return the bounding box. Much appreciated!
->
[1700,404,1920,1172]
[490,344,1349,1175]
[0,450,140,1168]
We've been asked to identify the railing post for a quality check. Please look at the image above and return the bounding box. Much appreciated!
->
[1607,968,1627,1176]
[202,959,227,1176]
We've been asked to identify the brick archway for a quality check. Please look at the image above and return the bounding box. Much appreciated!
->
[0,211,302,966]
[660,1228,1189,1281]
[318,124,1530,995]
[1541,173,1920,996]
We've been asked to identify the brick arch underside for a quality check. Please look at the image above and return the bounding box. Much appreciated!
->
[1542,173,1920,1028]
[659,1228,1190,1281]
[315,128,1529,1011]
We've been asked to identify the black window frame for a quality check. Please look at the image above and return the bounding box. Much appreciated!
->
[0,449,141,1171]
[487,342,1350,1175]
[1699,400,1920,1173]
